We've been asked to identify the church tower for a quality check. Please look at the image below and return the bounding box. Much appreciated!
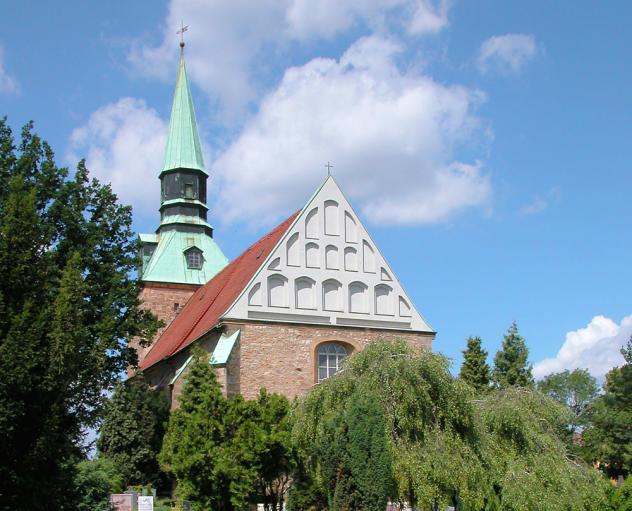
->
[135,41,228,363]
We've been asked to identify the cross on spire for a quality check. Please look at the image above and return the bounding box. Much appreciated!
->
[177,21,188,49]
[325,161,333,175]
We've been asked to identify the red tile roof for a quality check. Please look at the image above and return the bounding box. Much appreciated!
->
[140,212,299,370]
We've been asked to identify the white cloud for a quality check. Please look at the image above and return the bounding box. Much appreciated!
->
[477,33,538,75]
[129,0,287,117]
[534,315,631,380]
[67,98,167,220]
[129,0,449,115]
[0,46,19,94]
[408,0,449,35]
[517,187,560,216]
[518,196,547,216]
[213,36,490,227]
[286,0,448,39]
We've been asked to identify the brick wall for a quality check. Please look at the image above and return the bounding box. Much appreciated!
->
[130,281,199,364]
[148,320,434,407]
[228,321,434,400]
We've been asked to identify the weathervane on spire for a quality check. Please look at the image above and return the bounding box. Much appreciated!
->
[177,20,188,50]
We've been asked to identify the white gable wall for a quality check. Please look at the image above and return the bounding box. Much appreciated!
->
[223,177,433,333]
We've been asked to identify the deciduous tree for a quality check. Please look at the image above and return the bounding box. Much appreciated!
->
[0,119,157,510]
[584,337,632,478]
[292,340,610,510]
[537,368,598,433]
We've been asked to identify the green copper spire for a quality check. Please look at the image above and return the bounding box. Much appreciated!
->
[138,38,228,286]
[161,46,206,175]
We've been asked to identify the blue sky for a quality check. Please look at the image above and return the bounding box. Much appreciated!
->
[1,0,630,379]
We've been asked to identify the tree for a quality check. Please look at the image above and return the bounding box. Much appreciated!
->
[583,337,632,478]
[240,390,296,511]
[292,340,610,511]
[493,322,534,388]
[609,475,632,511]
[74,457,124,511]
[537,368,598,433]
[477,387,609,510]
[160,347,230,510]
[459,336,491,392]
[312,388,394,511]
[160,348,295,511]
[0,119,157,510]
[97,373,169,488]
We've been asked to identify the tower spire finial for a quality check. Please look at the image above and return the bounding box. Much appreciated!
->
[177,21,188,51]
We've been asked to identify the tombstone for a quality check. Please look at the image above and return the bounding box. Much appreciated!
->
[124,490,139,509]
[111,493,133,511]
[138,495,154,511]
[182,501,192,511]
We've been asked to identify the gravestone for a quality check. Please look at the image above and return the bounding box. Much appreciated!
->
[138,495,154,511]
[111,493,133,511]
[125,490,139,509]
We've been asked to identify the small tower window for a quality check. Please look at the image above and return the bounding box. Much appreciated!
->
[184,182,195,199]
[185,248,203,269]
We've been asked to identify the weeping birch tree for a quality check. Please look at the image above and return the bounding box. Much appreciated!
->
[291,340,610,511]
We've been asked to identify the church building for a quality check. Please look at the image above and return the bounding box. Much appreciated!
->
[135,43,435,405]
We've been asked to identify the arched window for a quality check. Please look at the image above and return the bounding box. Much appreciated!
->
[324,200,339,235]
[248,283,262,306]
[317,342,347,382]
[322,279,342,311]
[287,233,300,266]
[345,212,357,243]
[325,244,339,269]
[375,284,393,315]
[344,247,358,271]
[305,207,319,239]
[349,281,368,313]
[363,240,375,273]
[305,242,320,268]
[268,275,288,307]
[399,296,412,317]
[295,277,316,309]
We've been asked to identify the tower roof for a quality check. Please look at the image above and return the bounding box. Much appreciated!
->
[161,49,207,175]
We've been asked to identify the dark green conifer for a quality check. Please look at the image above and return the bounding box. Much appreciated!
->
[159,347,229,509]
[97,373,169,488]
[459,336,491,392]
[492,322,534,388]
